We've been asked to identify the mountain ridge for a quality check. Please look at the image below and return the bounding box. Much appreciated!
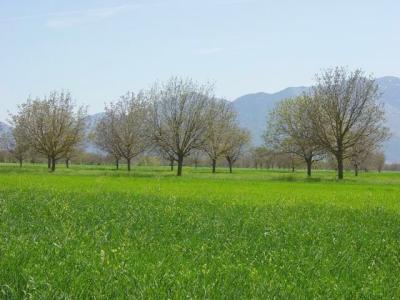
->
[232,76,400,163]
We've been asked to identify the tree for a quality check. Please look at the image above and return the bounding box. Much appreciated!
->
[265,95,324,176]
[369,151,385,173]
[349,146,368,176]
[251,146,270,169]
[349,131,388,176]
[93,113,122,170]
[11,91,86,171]
[98,92,150,171]
[309,68,389,179]
[189,150,203,169]
[64,147,83,169]
[158,148,175,171]
[349,139,371,176]
[0,129,29,167]
[224,127,251,173]
[65,151,72,168]
[150,77,213,176]
[203,99,236,173]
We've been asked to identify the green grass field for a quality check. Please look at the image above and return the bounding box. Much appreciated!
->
[1,164,400,299]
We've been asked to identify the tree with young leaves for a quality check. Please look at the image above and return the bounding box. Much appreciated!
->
[64,146,84,169]
[309,67,389,179]
[265,95,324,176]
[98,92,150,171]
[158,147,176,171]
[11,91,86,171]
[368,151,385,173]
[0,128,30,167]
[189,150,204,169]
[224,126,251,173]
[93,112,121,170]
[349,129,388,176]
[203,99,237,173]
[150,77,213,176]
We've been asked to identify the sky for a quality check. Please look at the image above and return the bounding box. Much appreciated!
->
[0,0,399,122]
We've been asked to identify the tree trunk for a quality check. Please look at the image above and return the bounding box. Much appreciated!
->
[66,158,70,168]
[51,157,56,172]
[354,164,358,176]
[170,159,174,171]
[116,159,119,170]
[306,159,312,177]
[194,161,198,169]
[227,158,233,173]
[212,158,216,173]
[48,157,51,169]
[337,154,344,180]
[19,158,23,168]
[177,154,184,176]
[127,158,131,171]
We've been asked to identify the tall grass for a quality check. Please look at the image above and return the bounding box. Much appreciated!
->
[1,164,399,298]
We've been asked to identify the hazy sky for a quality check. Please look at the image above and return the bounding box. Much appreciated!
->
[1,0,399,121]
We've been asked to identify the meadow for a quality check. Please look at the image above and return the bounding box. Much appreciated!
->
[0,164,400,299]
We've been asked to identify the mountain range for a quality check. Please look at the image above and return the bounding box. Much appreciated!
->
[232,76,400,163]
[1,76,399,162]
[0,121,11,135]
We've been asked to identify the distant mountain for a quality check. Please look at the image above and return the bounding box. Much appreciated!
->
[376,76,400,162]
[376,76,400,105]
[232,76,400,163]
[0,121,11,135]
[233,87,308,145]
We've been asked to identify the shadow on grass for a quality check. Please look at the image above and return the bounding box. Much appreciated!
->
[270,176,324,183]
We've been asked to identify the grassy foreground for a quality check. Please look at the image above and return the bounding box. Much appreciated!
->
[0,164,400,299]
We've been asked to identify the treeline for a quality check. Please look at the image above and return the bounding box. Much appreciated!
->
[0,67,391,179]
[264,67,389,179]
[0,144,393,172]
[1,78,250,176]
[249,146,387,174]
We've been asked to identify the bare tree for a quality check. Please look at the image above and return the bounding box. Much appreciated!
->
[349,130,388,176]
[224,127,251,173]
[150,77,213,176]
[0,129,30,167]
[203,99,237,173]
[65,151,73,168]
[64,147,84,169]
[158,148,175,171]
[265,95,324,176]
[369,151,385,173]
[309,68,389,179]
[251,146,272,169]
[92,112,121,170]
[189,150,204,169]
[10,91,86,171]
[97,92,150,171]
